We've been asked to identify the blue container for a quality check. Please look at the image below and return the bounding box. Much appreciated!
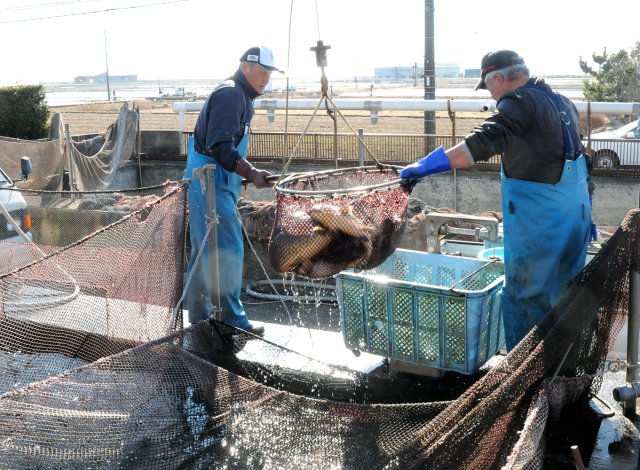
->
[336,249,505,374]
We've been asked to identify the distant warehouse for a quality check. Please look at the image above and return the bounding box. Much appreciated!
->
[74,72,138,84]
[374,64,461,82]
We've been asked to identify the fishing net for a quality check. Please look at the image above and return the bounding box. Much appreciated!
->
[0,182,183,276]
[0,172,635,468]
[0,134,65,191]
[66,102,139,191]
[0,103,138,192]
[268,166,415,279]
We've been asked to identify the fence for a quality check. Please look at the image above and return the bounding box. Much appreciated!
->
[182,131,503,166]
[181,131,640,175]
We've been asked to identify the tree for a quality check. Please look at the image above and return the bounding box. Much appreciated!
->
[579,42,640,104]
[0,85,49,139]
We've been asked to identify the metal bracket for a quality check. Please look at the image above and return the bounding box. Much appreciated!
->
[258,99,278,123]
[364,100,382,125]
[424,212,499,254]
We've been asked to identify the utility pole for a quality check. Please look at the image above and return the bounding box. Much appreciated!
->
[104,31,111,102]
[424,0,436,136]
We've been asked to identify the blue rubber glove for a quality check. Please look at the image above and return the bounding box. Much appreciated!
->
[400,146,452,179]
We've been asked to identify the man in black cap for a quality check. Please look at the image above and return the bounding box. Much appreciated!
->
[401,50,594,350]
[184,46,283,336]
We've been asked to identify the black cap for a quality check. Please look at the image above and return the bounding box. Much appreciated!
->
[239,46,284,73]
[475,50,525,90]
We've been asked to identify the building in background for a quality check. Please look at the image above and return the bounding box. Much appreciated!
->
[74,73,138,84]
[374,64,461,82]
[464,68,481,78]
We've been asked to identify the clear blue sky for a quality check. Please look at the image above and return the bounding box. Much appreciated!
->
[1,0,638,85]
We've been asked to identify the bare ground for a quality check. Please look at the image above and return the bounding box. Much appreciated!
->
[49,95,608,137]
[49,98,488,137]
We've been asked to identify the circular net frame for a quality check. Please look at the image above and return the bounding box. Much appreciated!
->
[268,166,414,279]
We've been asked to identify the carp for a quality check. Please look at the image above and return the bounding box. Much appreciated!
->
[307,204,376,239]
[269,224,334,274]
[269,203,378,278]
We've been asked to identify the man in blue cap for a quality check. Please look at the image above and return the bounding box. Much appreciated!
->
[400,50,593,350]
[184,46,283,336]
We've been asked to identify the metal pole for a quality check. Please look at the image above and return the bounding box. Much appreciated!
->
[423,0,436,138]
[104,31,111,102]
[358,128,364,166]
[135,105,143,188]
[64,124,75,193]
[447,101,457,210]
[203,164,221,319]
[625,270,640,416]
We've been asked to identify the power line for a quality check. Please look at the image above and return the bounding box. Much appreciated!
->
[0,0,189,24]
[0,1,104,14]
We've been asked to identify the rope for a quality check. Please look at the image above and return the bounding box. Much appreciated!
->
[275,94,327,187]
[0,200,80,311]
[240,209,318,349]
[325,95,384,167]
[275,0,385,185]
[240,212,295,326]
[246,279,337,303]
[168,211,214,335]
[275,94,389,187]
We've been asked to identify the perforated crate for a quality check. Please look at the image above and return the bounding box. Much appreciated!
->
[336,249,505,374]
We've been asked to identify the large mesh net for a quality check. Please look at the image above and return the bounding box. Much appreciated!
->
[66,102,139,191]
[0,103,138,192]
[0,173,636,468]
[268,166,414,279]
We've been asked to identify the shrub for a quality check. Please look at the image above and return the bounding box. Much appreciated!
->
[0,85,50,139]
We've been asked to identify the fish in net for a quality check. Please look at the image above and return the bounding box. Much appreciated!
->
[268,166,415,279]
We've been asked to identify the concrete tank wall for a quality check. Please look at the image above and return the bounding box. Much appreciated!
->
[114,160,639,228]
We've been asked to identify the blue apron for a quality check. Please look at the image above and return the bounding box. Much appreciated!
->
[184,135,249,327]
[501,155,590,350]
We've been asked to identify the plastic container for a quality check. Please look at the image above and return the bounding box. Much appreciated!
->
[336,249,505,375]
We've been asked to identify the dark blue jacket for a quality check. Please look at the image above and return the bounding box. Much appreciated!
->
[465,77,583,184]
[193,69,260,172]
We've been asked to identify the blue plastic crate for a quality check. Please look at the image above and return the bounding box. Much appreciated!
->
[336,249,505,375]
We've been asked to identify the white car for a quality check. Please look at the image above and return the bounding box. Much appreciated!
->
[585,119,640,168]
[0,166,34,275]
[0,167,32,242]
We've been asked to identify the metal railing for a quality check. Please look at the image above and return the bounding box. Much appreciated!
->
[182,130,502,166]
[249,132,449,164]
[181,131,640,174]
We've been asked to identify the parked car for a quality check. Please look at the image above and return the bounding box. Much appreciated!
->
[0,165,32,243]
[585,119,640,168]
[0,164,35,275]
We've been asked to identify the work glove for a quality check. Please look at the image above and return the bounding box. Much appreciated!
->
[236,158,273,189]
[248,168,273,189]
[400,146,452,179]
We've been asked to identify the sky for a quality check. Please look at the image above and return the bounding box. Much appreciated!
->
[0,0,639,85]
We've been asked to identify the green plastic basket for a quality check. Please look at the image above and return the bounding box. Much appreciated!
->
[336,249,505,374]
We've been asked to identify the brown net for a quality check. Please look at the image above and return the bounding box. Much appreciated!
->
[0,182,184,276]
[0,176,636,468]
[0,134,65,190]
[268,166,415,279]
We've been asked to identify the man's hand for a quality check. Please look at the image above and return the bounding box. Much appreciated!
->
[400,146,452,179]
[249,168,272,189]
[235,159,272,189]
